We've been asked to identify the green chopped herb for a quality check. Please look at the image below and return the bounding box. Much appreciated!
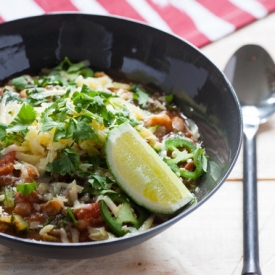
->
[11,76,28,90]
[7,104,36,134]
[67,207,78,225]
[165,94,174,104]
[0,123,7,141]
[72,118,100,142]
[50,57,94,79]
[47,148,80,175]
[16,182,37,196]
[83,174,115,195]
[131,83,149,107]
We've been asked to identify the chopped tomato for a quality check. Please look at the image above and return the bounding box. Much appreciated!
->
[0,151,16,167]
[74,202,101,220]
[0,151,16,176]
[74,202,104,228]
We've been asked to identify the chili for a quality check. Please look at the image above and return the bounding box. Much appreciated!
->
[100,193,148,237]
[164,137,207,179]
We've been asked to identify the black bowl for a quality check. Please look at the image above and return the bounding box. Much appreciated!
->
[0,13,242,259]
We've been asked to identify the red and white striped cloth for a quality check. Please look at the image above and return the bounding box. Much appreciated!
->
[0,0,274,48]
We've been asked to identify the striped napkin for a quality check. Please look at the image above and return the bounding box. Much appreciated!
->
[0,0,274,48]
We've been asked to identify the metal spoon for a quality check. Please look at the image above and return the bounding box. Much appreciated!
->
[224,44,275,275]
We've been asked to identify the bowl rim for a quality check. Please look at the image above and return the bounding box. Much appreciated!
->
[0,12,243,250]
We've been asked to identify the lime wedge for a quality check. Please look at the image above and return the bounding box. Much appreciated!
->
[105,122,194,214]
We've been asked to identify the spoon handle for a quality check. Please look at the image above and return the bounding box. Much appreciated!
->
[242,126,262,275]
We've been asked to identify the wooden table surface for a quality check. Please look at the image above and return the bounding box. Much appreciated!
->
[1,12,275,275]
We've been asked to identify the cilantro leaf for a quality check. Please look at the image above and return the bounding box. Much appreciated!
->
[0,124,7,141]
[53,57,88,72]
[131,84,149,107]
[50,57,94,79]
[0,90,22,104]
[87,95,111,123]
[40,98,72,136]
[35,75,66,88]
[67,61,90,74]
[7,104,36,133]
[83,175,115,195]
[165,94,174,104]
[16,182,37,196]
[11,76,28,90]
[72,85,114,126]
[53,118,76,141]
[0,125,25,146]
[53,123,70,141]
[41,116,63,133]
[25,88,50,106]
[47,148,80,175]
[73,118,100,142]
[79,67,94,78]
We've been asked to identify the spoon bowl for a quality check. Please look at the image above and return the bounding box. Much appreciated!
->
[224,44,275,275]
[225,44,275,122]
